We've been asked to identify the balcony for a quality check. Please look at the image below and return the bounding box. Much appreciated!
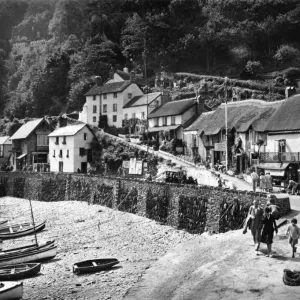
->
[259,152,300,163]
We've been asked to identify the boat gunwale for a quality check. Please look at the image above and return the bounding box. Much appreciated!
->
[0,281,23,294]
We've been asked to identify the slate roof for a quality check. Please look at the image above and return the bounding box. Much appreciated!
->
[265,94,300,132]
[116,70,146,85]
[48,124,88,137]
[85,81,132,96]
[10,118,44,140]
[148,98,196,118]
[0,136,12,145]
[185,111,215,132]
[123,92,161,108]
[195,99,284,135]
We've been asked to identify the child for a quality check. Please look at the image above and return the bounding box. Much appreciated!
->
[261,207,278,257]
[286,218,300,258]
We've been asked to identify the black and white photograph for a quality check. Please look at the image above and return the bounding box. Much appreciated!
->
[0,0,300,299]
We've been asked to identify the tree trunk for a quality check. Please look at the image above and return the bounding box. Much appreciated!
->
[206,47,210,73]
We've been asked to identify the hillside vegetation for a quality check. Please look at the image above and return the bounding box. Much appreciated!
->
[1,0,300,118]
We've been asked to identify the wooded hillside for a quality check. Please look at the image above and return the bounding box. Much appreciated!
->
[1,0,300,119]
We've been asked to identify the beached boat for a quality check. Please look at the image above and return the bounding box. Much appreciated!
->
[73,258,120,274]
[0,221,7,227]
[0,221,46,239]
[0,263,41,280]
[0,281,23,300]
[1,240,55,256]
[0,245,57,266]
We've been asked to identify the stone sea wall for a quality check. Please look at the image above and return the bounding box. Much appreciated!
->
[0,172,291,234]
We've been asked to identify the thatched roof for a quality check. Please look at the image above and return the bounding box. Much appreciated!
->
[195,99,283,135]
[266,94,300,132]
[185,111,214,132]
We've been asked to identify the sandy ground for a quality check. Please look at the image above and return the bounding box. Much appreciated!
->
[125,211,300,300]
[0,197,195,300]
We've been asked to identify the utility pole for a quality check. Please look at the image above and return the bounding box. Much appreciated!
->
[224,77,228,171]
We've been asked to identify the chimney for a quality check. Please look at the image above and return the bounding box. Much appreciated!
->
[123,67,129,73]
[196,95,205,116]
[161,91,171,105]
[285,86,296,99]
[130,71,135,82]
[57,116,67,129]
[95,76,102,86]
[109,66,114,79]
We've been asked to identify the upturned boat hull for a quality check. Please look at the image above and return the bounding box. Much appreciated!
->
[0,281,23,300]
[0,246,57,266]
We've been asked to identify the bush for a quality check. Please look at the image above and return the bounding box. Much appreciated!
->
[274,44,300,65]
[284,67,300,80]
[245,61,263,76]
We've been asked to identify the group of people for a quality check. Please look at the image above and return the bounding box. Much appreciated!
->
[286,179,300,195]
[165,173,198,185]
[250,169,273,193]
[244,198,300,258]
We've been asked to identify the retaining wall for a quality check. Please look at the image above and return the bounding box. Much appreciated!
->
[0,172,291,234]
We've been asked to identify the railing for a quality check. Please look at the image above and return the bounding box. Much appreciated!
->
[259,152,300,163]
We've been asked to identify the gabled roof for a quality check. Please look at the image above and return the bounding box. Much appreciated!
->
[266,94,300,132]
[148,98,196,118]
[185,111,214,132]
[116,70,146,86]
[48,124,90,137]
[0,136,12,145]
[10,118,45,140]
[123,92,161,109]
[195,99,284,135]
[85,80,133,96]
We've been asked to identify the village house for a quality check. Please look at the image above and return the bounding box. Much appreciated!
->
[259,93,300,187]
[10,118,52,171]
[0,136,12,166]
[184,99,284,173]
[105,68,146,86]
[147,97,208,147]
[48,123,95,173]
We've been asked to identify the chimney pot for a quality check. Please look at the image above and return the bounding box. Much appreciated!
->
[95,76,102,86]
[123,67,129,73]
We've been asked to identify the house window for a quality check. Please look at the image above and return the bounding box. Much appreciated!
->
[249,130,258,144]
[163,116,167,126]
[55,137,59,145]
[113,103,117,112]
[79,148,85,156]
[93,117,96,122]
[59,150,63,158]
[103,94,107,99]
[93,95,96,100]
[0,145,3,157]
[132,113,136,119]
[66,150,69,158]
[84,133,87,140]
[128,93,132,99]
[93,105,97,113]
[124,114,128,120]
[154,118,158,127]
[103,104,107,113]
[113,93,117,98]
[53,150,55,157]
[141,112,145,119]
[171,116,175,125]
[278,140,286,153]
[113,115,117,122]
[62,136,66,144]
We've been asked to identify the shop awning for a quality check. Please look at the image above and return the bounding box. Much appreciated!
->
[147,125,180,133]
[257,163,289,177]
[16,153,27,159]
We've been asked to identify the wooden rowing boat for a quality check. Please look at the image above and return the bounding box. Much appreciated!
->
[0,263,41,280]
[0,221,7,227]
[73,258,120,274]
[0,221,46,239]
[0,245,57,266]
[1,241,55,256]
[0,281,23,300]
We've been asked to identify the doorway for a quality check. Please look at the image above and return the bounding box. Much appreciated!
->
[59,162,63,172]
[81,162,87,173]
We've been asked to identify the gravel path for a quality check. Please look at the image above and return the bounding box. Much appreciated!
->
[0,197,195,300]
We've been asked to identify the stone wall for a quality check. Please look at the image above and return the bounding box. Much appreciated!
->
[0,172,291,234]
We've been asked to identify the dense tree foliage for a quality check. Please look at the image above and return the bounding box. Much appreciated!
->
[2,0,300,118]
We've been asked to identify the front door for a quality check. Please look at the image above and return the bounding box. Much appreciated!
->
[81,162,87,173]
[59,162,63,172]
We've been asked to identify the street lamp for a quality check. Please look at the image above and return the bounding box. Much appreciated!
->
[224,77,229,171]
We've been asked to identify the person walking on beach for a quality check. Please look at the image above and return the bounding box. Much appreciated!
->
[251,169,259,192]
[261,207,278,257]
[286,218,300,258]
[248,200,264,255]
[260,172,266,192]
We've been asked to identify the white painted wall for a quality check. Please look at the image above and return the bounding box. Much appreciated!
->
[266,133,300,152]
[49,127,93,173]
[122,85,143,107]
[123,106,147,120]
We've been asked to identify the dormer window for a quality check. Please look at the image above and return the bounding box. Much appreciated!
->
[128,93,132,99]
[93,95,96,100]
[113,93,117,98]
[103,94,107,99]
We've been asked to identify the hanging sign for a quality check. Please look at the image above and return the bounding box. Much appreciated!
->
[214,142,226,152]
[122,161,130,169]
[135,161,143,175]
[129,158,136,174]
